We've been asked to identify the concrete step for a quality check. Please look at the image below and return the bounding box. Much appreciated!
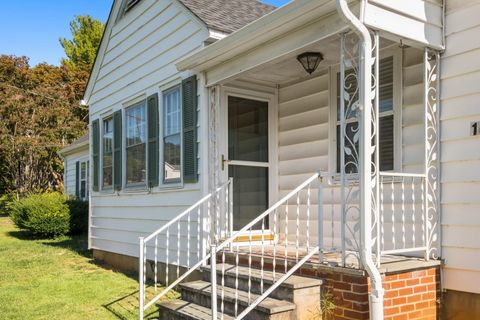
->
[158,299,233,320]
[202,263,322,319]
[180,280,296,320]
[202,263,322,300]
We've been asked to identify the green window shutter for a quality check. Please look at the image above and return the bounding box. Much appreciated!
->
[92,119,100,192]
[147,93,159,188]
[113,110,123,191]
[182,75,198,183]
[75,161,80,198]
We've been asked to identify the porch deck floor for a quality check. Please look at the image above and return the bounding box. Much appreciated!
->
[230,244,441,274]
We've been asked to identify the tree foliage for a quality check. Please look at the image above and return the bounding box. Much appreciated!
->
[60,15,104,72]
[0,15,104,197]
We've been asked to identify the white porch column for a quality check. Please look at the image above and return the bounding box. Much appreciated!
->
[423,49,441,260]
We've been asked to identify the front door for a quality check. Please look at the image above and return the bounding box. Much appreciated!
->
[225,95,270,231]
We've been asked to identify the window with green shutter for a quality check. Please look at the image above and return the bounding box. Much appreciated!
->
[182,75,198,183]
[113,110,122,191]
[92,119,100,191]
[163,87,181,183]
[147,93,159,188]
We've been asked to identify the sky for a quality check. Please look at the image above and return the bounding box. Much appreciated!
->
[0,0,290,67]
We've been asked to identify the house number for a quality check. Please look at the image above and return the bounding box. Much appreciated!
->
[471,121,480,136]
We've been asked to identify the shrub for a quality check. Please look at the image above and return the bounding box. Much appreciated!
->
[0,191,17,216]
[67,198,89,235]
[9,192,70,238]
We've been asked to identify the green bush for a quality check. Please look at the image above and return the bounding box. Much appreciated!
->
[0,191,17,216]
[9,192,70,238]
[67,198,89,235]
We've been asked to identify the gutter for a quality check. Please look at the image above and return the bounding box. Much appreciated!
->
[336,1,384,319]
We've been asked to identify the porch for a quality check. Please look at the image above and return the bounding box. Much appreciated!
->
[140,1,442,319]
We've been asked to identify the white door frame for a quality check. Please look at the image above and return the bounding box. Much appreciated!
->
[219,86,278,232]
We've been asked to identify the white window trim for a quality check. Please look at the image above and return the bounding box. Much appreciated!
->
[79,159,89,201]
[159,84,184,189]
[101,116,114,191]
[328,47,403,176]
[124,99,148,190]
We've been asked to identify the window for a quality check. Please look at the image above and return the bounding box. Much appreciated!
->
[126,102,147,186]
[80,161,89,199]
[336,56,395,173]
[163,87,181,183]
[102,117,113,188]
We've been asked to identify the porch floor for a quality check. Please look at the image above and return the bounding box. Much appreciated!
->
[229,244,441,275]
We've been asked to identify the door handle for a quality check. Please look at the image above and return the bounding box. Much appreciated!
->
[221,154,228,171]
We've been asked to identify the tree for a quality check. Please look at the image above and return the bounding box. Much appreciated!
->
[0,15,105,196]
[59,15,104,72]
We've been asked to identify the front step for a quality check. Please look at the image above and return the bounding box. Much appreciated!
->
[180,280,296,320]
[158,262,323,320]
[203,264,322,320]
[158,300,233,320]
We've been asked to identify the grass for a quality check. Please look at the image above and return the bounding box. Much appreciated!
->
[0,215,169,319]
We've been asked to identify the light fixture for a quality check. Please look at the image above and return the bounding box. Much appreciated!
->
[297,52,323,75]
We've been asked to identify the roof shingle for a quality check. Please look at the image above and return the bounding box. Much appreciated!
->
[179,0,277,34]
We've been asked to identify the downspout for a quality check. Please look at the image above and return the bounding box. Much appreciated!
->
[335,1,384,320]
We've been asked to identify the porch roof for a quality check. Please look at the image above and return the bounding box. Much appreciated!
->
[177,0,443,86]
[176,0,348,84]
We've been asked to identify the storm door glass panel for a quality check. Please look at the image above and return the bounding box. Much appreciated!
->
[228,96,268,162]
[229,166,268,230]
[227,96,269,231]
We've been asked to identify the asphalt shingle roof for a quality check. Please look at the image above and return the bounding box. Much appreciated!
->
[179,0,277,34]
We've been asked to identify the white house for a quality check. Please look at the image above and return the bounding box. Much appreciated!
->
[74,0,480,319]
[58,134,89,200]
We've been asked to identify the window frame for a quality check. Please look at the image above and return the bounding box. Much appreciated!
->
[101,116,114,190]
[124,100,148,189]
[329,47,402,176]
[79,159,89,200]
[160,85,183,186]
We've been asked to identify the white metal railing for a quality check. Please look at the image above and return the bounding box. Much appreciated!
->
[138,179,233,319]
[211,172,322,320]
[377,172,428,260]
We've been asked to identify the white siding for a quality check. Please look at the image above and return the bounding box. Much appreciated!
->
[88,0,209,260]
[441,1,480,294]
[63,149,89,196]
[275,47,425,247]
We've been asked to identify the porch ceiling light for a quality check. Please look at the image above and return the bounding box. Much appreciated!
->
[297,52,323,75]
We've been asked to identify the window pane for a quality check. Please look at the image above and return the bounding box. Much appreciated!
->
[164,134,181,182]
[80,181,86,199]
[163,87,181,183]
[81,162,86,179]
[126,102,146,185]
[164,88,181,136]
[126,143,146,184]
[228,96,269,162]
[103,118,113,188]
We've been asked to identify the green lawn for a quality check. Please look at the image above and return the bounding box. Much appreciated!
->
[0,215,165,319]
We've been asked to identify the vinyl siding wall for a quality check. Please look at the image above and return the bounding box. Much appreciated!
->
[63,149,89,197]
[88,0,209,261]
[440,0,480,294]
[276,47,425,249]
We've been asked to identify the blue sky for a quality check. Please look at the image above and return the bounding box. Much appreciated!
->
[0,0,290,67]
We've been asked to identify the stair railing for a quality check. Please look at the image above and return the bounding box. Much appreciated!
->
[211,172,325,320]
[138,179,233,319]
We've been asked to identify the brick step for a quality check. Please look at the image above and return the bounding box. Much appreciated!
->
[179,280,296,319]
[158,300,233,320]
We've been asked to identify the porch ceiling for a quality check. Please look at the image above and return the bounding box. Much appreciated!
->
[235,35,395,87]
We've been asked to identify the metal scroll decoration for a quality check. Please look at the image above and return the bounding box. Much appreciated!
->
[339,32,362,267]
[425,49,440,259]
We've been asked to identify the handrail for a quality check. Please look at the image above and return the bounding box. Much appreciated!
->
[143,180,231,242]
[214,172,320,253]
[139,179,233,319]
